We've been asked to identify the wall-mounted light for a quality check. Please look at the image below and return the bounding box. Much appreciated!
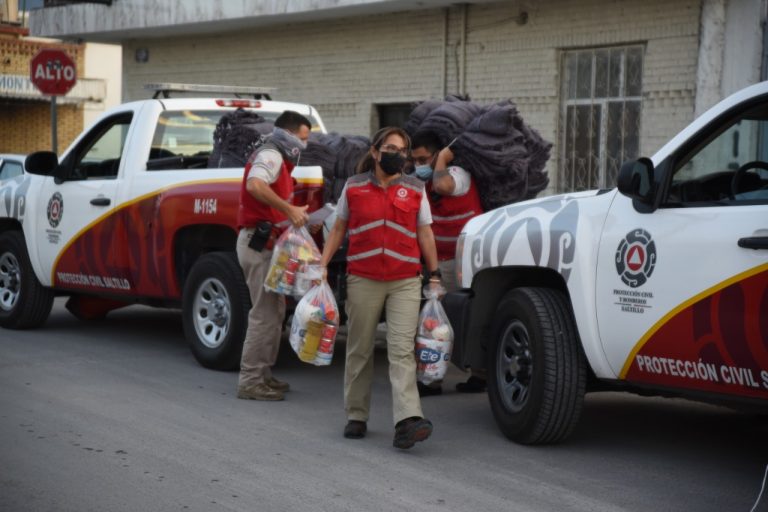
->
[135,48,149,63]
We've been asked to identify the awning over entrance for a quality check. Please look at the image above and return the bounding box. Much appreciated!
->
[29,0,498,42]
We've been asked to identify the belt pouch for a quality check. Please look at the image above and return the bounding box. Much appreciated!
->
[248,221,273,252]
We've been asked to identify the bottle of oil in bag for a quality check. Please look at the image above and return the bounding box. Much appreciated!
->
[299,319,324,362]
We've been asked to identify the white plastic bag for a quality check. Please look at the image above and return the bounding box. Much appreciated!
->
[264,225,321,298]
[288,280,340,366]
[415,284,454,385]
[294,264,324,298]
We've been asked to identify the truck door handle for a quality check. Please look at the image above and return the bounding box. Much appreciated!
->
[90,197,111,206]
[738,237,768,250]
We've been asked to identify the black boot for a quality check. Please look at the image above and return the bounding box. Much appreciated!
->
[343,420,367,439]
[417,381,443,397]
[455,376,486,393]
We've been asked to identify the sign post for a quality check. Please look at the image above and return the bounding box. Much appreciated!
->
[30,49,77,154]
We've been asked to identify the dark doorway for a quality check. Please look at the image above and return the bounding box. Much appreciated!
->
[376,103,413,130]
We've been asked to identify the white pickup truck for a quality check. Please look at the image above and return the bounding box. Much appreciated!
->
[0,85,333,371]
[444,81,768,444]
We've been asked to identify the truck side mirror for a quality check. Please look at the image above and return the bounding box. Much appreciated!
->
[25,151,58,176]
[618,157,655,204]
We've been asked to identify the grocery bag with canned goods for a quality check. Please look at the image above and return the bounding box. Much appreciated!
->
[415,283,454,385]
[264,225,322,298]
[289,279,340,366]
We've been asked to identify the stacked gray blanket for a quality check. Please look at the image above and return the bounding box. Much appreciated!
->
[405,96,551,211]
[403,94,479,145]
[301,133,371,204]
[207,98,550,211]
[208,111,369,204]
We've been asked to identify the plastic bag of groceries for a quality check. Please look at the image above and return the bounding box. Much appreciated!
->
[415,283,454,385]
[289,280,340,366]
[264,225,321,298]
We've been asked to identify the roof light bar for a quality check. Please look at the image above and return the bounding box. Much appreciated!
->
[145,83,275,100]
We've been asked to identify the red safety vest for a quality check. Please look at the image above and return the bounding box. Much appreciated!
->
[345,172,424,281]
[237,146,295,229]
[427,176,483,261]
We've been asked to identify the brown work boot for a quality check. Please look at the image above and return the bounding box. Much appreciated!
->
[266,376,290,392]
[237,383,284,401]
[393,417,432,449]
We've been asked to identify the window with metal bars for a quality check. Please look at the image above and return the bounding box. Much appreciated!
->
[560,46,644,192]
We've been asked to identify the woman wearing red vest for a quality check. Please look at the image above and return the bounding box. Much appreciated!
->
[320,127,441,450]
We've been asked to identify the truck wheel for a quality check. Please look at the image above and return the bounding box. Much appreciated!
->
[487,287,586,444]
[182,252,250,371]
[0,231,54,329]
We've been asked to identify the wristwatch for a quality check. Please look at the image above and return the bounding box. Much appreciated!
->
[429,269,442,279]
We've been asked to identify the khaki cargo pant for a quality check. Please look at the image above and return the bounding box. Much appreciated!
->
[344,274,424,426]
[236,228,286,388]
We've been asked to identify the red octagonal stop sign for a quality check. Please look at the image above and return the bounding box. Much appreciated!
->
[30,49,77,96]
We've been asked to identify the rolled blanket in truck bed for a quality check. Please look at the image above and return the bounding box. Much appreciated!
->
[208,108,273,169]
[301,133,371,204]
[208,111,369,205]
[406,97,552,211]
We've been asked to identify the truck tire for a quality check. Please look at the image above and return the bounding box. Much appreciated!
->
[0,231,54,329]
[182,252,250,371]
[487,287,586,444]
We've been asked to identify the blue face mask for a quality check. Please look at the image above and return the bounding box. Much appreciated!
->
[414,164,433,181]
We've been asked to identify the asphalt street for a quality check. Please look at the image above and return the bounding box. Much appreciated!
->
[1,298,767,512]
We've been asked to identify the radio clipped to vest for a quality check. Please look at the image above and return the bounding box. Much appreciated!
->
[248,221,273,252]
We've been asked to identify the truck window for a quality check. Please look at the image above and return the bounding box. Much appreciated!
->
[147,109,321,171]
[666,103,768,205]
[149,111,220,165]
[0,160,23,180]
[70,113,132,180]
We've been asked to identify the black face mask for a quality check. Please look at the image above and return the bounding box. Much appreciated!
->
[379,152,406,176]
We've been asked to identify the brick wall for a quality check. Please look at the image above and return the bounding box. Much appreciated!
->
[0,36,84,154]
[122,0,701,194]
[0,102,82,154]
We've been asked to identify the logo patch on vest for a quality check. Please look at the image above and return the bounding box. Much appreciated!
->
[396,188,408,199]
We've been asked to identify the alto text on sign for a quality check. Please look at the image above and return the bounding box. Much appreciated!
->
[30,49,77,96]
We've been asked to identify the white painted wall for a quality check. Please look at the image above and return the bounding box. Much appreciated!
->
[696,0,765,117]
[26,0,768,193]
[0,0,19,24]
[119,0,705,193]
[722,0,764,97]
[83,43,122,129]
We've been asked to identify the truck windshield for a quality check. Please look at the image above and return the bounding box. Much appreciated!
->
[147,109,320,171]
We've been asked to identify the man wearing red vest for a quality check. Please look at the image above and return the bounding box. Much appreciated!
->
[410,131,487,396]
[236,111,311,401]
